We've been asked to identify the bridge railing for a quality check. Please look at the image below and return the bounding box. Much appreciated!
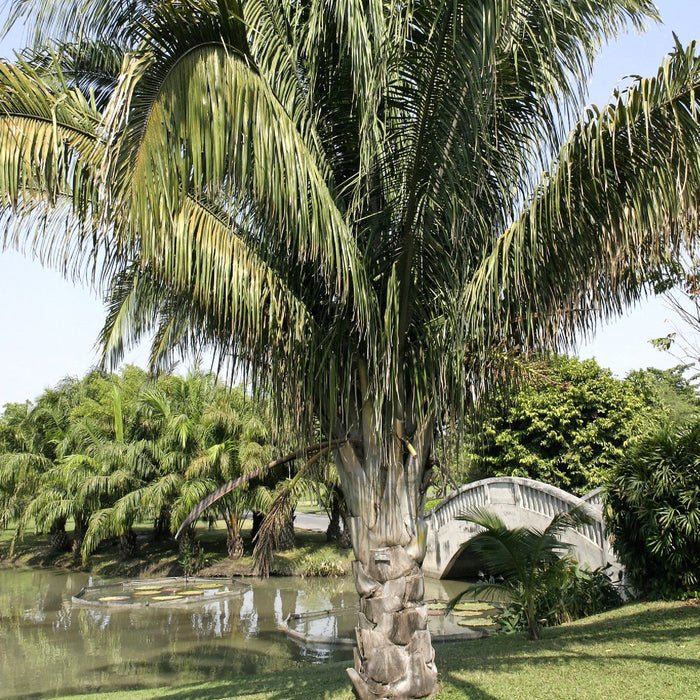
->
[425,477,605,549]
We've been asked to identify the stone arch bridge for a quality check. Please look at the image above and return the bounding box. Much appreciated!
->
[422,477,619,580]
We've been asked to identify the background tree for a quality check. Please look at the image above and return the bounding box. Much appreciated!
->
[626,365,700,424]
[605,419,700,599]
[2,1,700,697]
[462,356,651,494]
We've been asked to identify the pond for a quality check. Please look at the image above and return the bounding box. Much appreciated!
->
[0,568,471,698]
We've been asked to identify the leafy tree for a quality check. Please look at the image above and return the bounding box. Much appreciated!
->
[605,420,700,599]
[7,371,150,561]
[463,356,651,494]
[625,365,700,425]
[3,1,700,696]
[2,377,86,553]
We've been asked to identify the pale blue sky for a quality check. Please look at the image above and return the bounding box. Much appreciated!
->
[1,1,699,406]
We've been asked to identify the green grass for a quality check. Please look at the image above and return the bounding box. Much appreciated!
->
[49,600,698,699]
[0,518,352,579]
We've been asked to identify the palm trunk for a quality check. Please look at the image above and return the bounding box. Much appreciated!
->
[153,507,171,541]
[347,519,437,699]
[224,512,244,559]
[326,492,343,543]
[50,517,70,553]
[71,514,90,561]
[119,529,138,559]
[334,412,438,699]
[251,511,264,541]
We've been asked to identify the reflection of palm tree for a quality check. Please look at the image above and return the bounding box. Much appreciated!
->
[450,507,592,640]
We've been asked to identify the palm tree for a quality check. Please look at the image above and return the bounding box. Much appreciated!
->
[2,1,700,696]
[448,507,593,640]
[1,377,85,554]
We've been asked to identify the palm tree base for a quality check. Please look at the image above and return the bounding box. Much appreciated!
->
[119,530,138,559]
[227,532,244,559]
[348,547,438,699]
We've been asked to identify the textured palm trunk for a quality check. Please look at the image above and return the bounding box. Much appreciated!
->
[334,411,438,699]
[347,519,437,699]
[153,507,170,541]
[326,492,343,543]
[50,517,70,553]
[225,516,244,559]
[119,529,138,559]
[71,514,90,561]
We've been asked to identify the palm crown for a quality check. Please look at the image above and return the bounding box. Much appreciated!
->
[1,1,700,697]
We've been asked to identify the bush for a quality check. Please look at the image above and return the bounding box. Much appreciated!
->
[605,420,700,599]
[449,507,619,639]
[298,554,348,577]
[464,356,650,494]
[493,562,621,635]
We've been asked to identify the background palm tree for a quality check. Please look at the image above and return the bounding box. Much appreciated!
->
[2,1,700,696]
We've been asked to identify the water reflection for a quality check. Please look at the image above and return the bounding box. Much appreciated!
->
[0,569,471,698]
[0,569,357,698]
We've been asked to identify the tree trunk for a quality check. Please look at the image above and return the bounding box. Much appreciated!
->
[326,493,343,543]
[119,529,138,559]
[226,516,244,559]
[71,514,90,561]
[333,415,439,699]
[276,512,295,551]
[251,511,264,542]
[346,519,438,699]
[50,518,70,553]
[153,507,171,540]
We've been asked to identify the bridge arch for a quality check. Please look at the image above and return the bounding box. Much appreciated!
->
[422,477,619,580]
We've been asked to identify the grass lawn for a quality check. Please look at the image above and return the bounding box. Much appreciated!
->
[0,517,352,578]
[50,599,698,700]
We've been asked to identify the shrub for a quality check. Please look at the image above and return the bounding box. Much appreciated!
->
[448,506,613,639]
[298,554,348,577]
[605,420,700,599]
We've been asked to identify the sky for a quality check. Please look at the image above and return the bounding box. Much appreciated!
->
[1,1,699,407]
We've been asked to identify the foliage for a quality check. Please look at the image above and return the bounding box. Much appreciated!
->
[178,537,208,577]
[462,356,650,494]
[605,419,700,599]
[448,506,597,640]
[625,365,700,425]
[299,556,349,578]
[494,560,622,635]
[0,367,275,565]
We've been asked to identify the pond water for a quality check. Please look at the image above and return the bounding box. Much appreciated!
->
[0,568,472,698]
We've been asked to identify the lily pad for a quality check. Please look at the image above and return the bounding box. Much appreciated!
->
[178,590,204,597]
[99,595,131,602]
[133,590,162,597]
[195,583,221,590]
[450,609,486,618]
[454,602,495,611]
[151,595,184,602]
[456,618,497,628]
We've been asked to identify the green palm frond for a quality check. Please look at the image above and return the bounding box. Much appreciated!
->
[464,41,700,359]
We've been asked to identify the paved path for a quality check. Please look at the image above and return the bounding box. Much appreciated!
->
[294,512,330,532]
